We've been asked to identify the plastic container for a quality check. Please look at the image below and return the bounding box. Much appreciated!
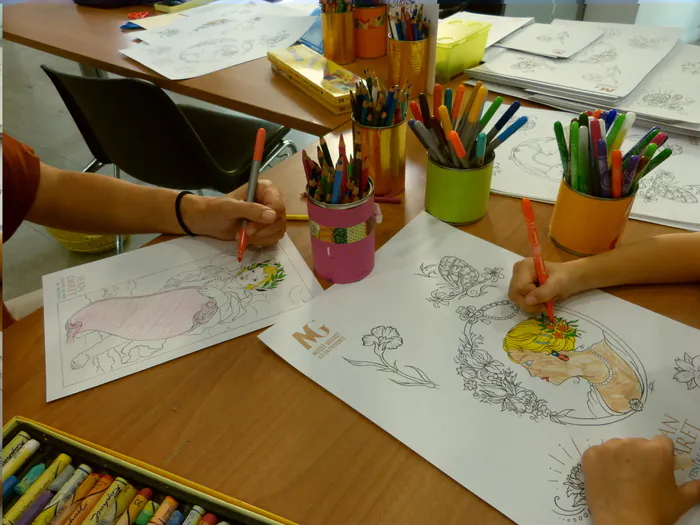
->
[436,20,491,84]
[549,179,637,256]
[425,154,494,225]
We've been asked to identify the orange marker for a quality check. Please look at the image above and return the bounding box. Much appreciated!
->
[409,101,423,123]
[237,128,267,262]
[593,109,602,119]
[448,131,468,169]
[521,198,555,323]
[611,149,623,198]
[451,84,466,123]
[147,497,178,525]
[62,475,114,525]
[432,84,443,120]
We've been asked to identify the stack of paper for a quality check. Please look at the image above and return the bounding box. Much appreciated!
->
[494,22,604,58]
[481,103,700,230]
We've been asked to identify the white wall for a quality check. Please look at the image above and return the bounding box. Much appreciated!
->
[583,0,639,23]
[635,1,700,42]
[504,1,580,23]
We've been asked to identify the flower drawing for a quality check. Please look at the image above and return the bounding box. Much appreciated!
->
[564,464,587,508]
[419,257,506,308]
[344,326,437,388]
[674,353,700,390]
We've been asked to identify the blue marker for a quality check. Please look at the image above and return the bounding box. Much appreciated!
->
[444,88,453,116]
[3,476,18,502]
[331,158,344,204]
[486,101,521,143]
[166,511,185,525]
[605,108,617,130]
[485,116,529,156]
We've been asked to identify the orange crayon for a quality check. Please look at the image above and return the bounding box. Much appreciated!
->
[62,475,114,525]
[147,497,178,525]
[50,474,101,525]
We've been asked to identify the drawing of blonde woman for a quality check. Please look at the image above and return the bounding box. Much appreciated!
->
[503,315,643,416]
[66,260,285,371]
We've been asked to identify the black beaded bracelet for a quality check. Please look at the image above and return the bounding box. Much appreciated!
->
[175,191,197,236]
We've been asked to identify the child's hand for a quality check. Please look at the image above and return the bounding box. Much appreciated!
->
[583,436,700,525]
[508,259,585,313]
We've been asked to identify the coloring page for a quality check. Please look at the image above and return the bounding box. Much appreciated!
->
[447,11,534,48]
[495,22,603,59]
[122,14,315,80]
[482,103,700,230]
[470,21,682,99]
[259,212,700,525]
[43,235,321,401]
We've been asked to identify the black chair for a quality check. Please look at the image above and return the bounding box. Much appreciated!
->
[41,65,296,252]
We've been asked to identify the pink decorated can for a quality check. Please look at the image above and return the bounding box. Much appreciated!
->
[306,179,375,284]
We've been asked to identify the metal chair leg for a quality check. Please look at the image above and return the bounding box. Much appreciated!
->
[260,139,297,172]
[113,165,125,255]
[82,159,105,173]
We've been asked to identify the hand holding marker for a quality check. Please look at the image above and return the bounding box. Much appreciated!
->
[408,82,529,169]
[553,110,672,198]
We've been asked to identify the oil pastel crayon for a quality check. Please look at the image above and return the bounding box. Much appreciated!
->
[15,491,55,525]
[26,466,76,509]
[148,497,178,525]
[3,440,41,479]
[16,464,47,495]
[98,482,138,525]
[4,454,72,525]
[3,432,32,466]
[134,502,159,525]
[32,465,91,525]
[198,515,216,525]
[50,474,101,525]
[164,512,183,525]
[61,475,114,525]
[4,477,20,502]
[113,489,153,525]
[85,478,131,525]
[180,507,205,525]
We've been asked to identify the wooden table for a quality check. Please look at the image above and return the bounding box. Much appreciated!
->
[4,0,390,136]
[5,118,700,524]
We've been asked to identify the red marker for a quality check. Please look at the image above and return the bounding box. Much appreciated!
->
[611,149,623,199]
[409,101,423,123]
[237,128,266,262]
[521,198,555,323]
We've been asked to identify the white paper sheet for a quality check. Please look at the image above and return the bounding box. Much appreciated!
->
[495,22,603,59]
[259,212,700,525]
[446,11,534,48]
[482,103,700,230]
[42,235,320,401]
[121,12,315,80]
[470,21,683,101]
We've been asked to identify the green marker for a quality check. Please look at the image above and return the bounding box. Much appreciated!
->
[553,121,569,182]
[475,132,487,167]
[605,113,626,150]
[570,122,580,191]
[640,147,672,178]
[578,127,589,195]
[477,96,503,134]
[578,112,589,129]
[642,143,658,160]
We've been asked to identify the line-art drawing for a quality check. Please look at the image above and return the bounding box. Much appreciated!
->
[63,253,295,378]
[673,353,700,390]
[191,19,236,33]
[511,55,556,73]
[259,30,291,48]
[573,42,617,64]
[454,299,648,426]
[155,28,180,39]
[582,65,621,88]
[536,31,569,45]
[344,326,438,388]
[598,28,622,40]
[548,438,597,521]
[638,89,696,115]
[638,170,700,204]
[417,257,505,308]
[682,61,700,75]
[510,137,562,181]
[628,36,667,50]
[179,39,254,63]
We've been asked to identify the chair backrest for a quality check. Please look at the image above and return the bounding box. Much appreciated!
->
[42,65,225,190]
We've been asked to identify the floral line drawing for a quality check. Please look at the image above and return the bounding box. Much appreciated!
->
[638,171,700,204]
[549,439,594,522]
[638,89,696,115]
[682,61,700,75]
[628,36,666,49]
[418,256,505,308]
[674,353,699,390]
[344,326,438,388]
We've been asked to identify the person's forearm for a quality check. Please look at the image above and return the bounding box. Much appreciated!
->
[569,233,700,292]
[27,164,212,235]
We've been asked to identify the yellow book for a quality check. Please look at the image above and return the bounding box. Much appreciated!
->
[270,63,352,115]
[267,45,361,112]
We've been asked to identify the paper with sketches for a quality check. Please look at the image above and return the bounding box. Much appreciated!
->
[495,22,603,59]
[482,103,700,230]
[121,12,315,80]
[447,11,533,48]
[469,21,682,100]
[133,13,185,30]
[260,212,700,525]
[43,235,320,401]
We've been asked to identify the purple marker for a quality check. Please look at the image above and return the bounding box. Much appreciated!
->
[597,139,611,198]
[622,155,641,196]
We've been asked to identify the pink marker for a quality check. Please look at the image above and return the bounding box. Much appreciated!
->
[651,132,668,147]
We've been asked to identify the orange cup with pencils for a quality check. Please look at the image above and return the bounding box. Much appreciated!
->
[354,5,387,59]
[549,178,637,257]
[322,11,356,65]
[352,116,407,197]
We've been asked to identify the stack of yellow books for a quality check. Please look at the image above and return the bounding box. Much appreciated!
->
[268,45,362,115]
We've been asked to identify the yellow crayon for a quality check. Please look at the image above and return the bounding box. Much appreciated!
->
[4,454,72,525]
[147,497,178,525]
[32,465,93,525]
[113,489,152,525]
[2,432,32,466]
[84,478,130,525]
[102,484,137,525]
[49,473,101,525]
[3,440,41,479]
